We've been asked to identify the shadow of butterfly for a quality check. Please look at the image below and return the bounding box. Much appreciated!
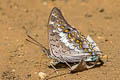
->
[27,7,104,73]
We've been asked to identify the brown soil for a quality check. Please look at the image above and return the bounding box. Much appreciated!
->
[0,0,120,80]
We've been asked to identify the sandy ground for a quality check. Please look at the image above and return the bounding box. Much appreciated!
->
[0,0,120,80]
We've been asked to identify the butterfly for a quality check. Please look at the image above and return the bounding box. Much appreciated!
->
[27,7,104,73]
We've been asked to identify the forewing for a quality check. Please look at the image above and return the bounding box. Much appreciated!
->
[48,7,74,62]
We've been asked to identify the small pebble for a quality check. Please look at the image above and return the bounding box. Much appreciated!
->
[23,9,29,13]
[102,55,108,59]
[105,39,108,42]
[84,13,92,17]
[9,3,19,9]
[12,69,16,72]
[8,27,13,30]
[99,8,104,13]
[109,41,113,44]
[16,39,19,42]
[97,36,104,40]
[43,1,48,5]
[38,72,47,79]
[110,34,112,36]
[102,55,108,62]
[26,74,31,78]
[34,72,37,74]
[13,4,19,9]
[5,37,9,40]
[97,8,104,13]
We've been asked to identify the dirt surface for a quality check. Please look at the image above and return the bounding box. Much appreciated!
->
[0,0,120,80]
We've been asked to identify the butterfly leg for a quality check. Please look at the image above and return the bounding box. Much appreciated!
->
[50,61,60,73]
[64,61,72,71]
[50,64,58,73]
[59,55,72,70]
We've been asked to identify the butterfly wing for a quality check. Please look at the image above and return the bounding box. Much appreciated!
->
[48,7,101,63]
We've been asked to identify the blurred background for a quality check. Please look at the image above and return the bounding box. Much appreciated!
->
[0,0,120,80]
